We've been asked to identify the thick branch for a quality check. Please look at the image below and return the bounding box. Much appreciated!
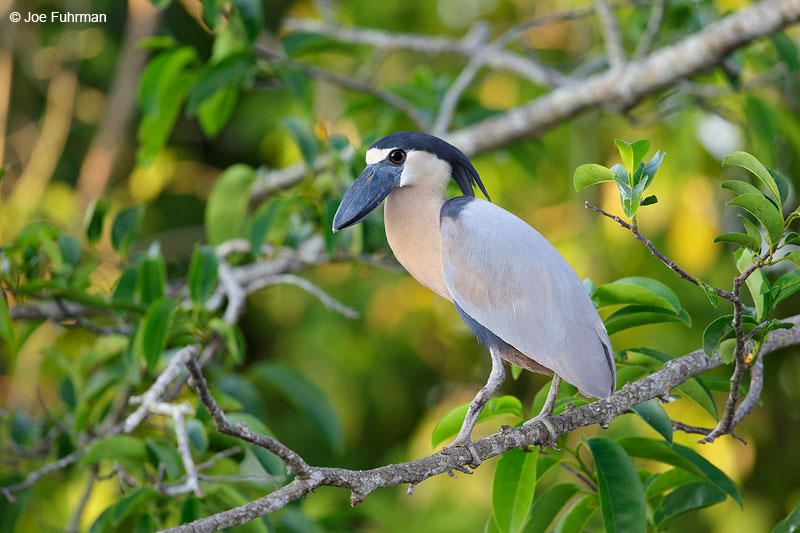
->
[163,316,800,532]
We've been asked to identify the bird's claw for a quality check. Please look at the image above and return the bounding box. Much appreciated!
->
[524,413,558,448]
[443,436,482,467]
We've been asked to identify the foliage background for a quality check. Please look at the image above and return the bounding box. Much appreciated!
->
[1,0,800,531]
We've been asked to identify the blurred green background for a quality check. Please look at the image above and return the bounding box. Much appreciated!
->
[1,0,800,531]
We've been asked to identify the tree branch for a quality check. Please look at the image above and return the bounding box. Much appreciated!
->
[594,0,627,68]
[162,316,800,532]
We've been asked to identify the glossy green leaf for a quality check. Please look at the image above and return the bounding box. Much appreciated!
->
[188,245,219,306]
[58,235,81,268]
[632,399,672,443]
[135,298,177,373]
[249,197,292,253]
[640,195,658,206]
[112,268,138,305]
[432,395,523,447]
[186,419,209,453]
[205,164,255,244]
[573,164,616,191]
[772,270,800,306]
[774,502,800,533]
[784,231,800,246]
[84,198,108,245]
[111,206,143,253]
[768,168,791,206]
[588,438,646,533]
[284,117,318,167]
[641,150,666,189]
[614,139,650,173]
[739,214,763,245]
[181,495,200,524]
[197,85,238,137]
[560,495,599,532]
[523,483,579,533]
[653,482,726,527]
[593,277,681,312]
[112,488,157,526]
[702,285,719,308]
[723,151,782,205]
[618,437,741,507]
[728,194,784,245]
[492,447,538,533]
[82,435,147,464]
[722,179,763,197]
[784,251,800,269]
[703,315,734,357]
[137,247,167,306]
[604,305,691,335]
[645,468,704,499]
[252,363,343,454]
[714,232,760,252]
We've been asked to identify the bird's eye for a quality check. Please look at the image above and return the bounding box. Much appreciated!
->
[389,149,406,165]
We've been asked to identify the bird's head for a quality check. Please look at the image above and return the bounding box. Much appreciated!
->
[332,132,489,232]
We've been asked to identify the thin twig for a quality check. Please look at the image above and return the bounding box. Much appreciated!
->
[253,45,430,130]
[66,465,97,533]
[147,401,202,496]
[244,273,359,319]
[185,359,313,478]
[585,202,733,300]
[633,0,666,59]
[594,0,627,68]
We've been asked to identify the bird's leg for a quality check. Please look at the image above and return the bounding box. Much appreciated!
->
[524,374,562,445]
[444,347,505,467]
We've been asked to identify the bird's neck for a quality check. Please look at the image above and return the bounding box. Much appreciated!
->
[384,186,453,301]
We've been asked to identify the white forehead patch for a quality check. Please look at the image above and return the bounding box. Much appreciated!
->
[399,150,451,188]
[366,147,391,165]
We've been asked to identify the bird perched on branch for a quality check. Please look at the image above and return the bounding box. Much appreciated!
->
[333,132,615,464]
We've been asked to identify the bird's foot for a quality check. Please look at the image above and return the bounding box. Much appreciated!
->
[524,413,558,448]
[443,435,482,467]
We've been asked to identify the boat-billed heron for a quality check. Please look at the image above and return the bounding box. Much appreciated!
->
[332,132,615,463]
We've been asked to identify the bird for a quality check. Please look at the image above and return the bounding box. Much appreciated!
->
[332,132,615,464]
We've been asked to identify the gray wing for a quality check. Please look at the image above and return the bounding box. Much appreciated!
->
[440,196,615,398]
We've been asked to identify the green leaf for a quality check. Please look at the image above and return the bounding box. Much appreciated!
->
[197,85,238,137]
[768,168,791,206]
[112,488,157,526]
[718,338,736,364]
[0,291,17,344]
[82,435,147,464]
[784,231,800,246]
[702,285,719,308]
[187,52,255,113]
[181,495,200,524]
[205,164,256,244]
[510,364,523,380]
[188,245,219,306]
[723,151,782,205]
[492,447,538,533]
[728,194,784,245]
[618,437,742,507]
[714,232,760,252]
[604,305,691,335]
[721,179,763,197]
[641,150,666,189]
[209,318,245,363]
[632,399,673,443]
[58,235,81,268]
[111,206,143,254]
[252,363,343,454]
[135,298,177,373]
[523,483,580,533]
[284,117,318,167]
[645,468,704,499]
[560,495,599,532]
[593,277,681,312]
[431,395,523,448]
[85,198,108,245]
[703,315,734,357]
[588,438,646,533]
[735,248,771,321]
[573,164,616,192]
[248,197,288,253]
[783,251,800,269]
[614,139,650,174]
[186,419,209,453]
[137,47,198,162]
[640,195,658,206]
[740,214,763,245]
[146,437,182,480]
[282,32,358,56]
[233,0,263,42]
[653,483,726,527]
[774,503,800,533]
[137,246,167,306]
[772,270,800,306]
[112,268,138,305]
